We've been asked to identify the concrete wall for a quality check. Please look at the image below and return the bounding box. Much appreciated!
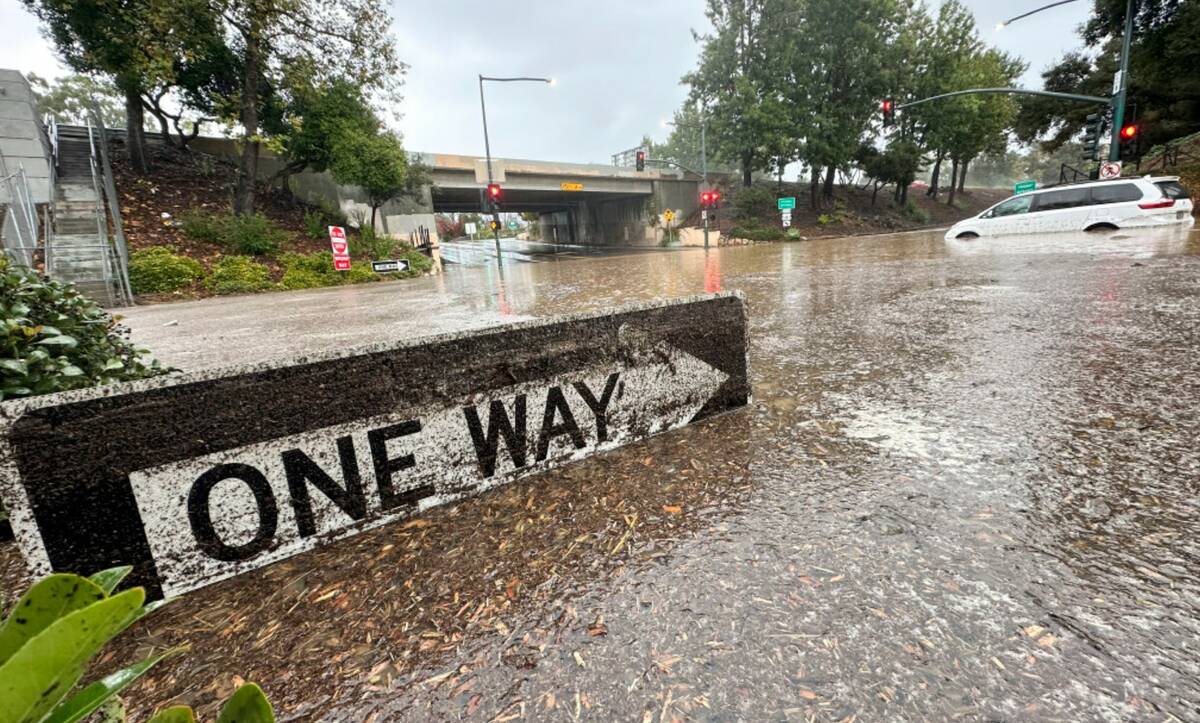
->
[188,135,434,238]
[0,70,52,203]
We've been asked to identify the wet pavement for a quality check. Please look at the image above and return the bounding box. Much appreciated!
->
[6,224,1200,721]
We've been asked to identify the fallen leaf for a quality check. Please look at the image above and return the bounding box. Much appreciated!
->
[1037,634,1058,648]
[799,690,818,700]
[466,694,482,715]
[1023,625,1044,639]
[573,650,586,668]
[662,505,683,515]
[402,519,432,530]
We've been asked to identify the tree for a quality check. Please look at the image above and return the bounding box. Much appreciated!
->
[1017,0,1200,153]
[330,131,425,230]
[273,80,380,188]
[25,0,230,171]
[27,73,124,127]
[683,0,785,187]
[781,0,910,208]
[209,0,406,216]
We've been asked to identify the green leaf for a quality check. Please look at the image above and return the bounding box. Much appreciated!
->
[36,335,77,347]
[216,683,274,723]
[102,359,124,372]
[38,325,63,337]
[88,567,133,595]
[0,574,107,667]
[44,646,186,723]
[60,365,84,377]
[147,706,197,723]
[0,588,145,723]
[0,359,27,374]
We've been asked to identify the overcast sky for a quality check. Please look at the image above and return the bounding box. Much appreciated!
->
[0,0,1092,164]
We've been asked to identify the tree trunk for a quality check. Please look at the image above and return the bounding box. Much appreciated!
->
[370,204,379,231]
[822,165,836,200]
[872,181,880,206]
[809,166,821,210]
[947,158,959,206]
[143,99,178,148]
[234,21,262,216]
[123,86,148,173]
[741,152,753,187]
[928,150,943,199]
[958,157,970,193]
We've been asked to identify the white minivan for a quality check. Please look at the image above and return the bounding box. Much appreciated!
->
[945,176,1194,240]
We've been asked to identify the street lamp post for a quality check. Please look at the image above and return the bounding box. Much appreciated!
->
[478,75,554,262]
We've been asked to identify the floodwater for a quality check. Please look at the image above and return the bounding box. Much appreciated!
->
[8,224,1200,721]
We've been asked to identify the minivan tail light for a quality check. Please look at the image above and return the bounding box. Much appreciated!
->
[1139,199,1176,210]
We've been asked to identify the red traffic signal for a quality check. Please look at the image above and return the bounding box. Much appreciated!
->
[701,190,722,208]
[487,183,502,200]
[882,97,896,127]
[1120,124,1138,139]
[636,150,646,171]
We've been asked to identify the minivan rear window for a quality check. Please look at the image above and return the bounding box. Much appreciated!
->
[1033,188,1090,212]
[1156,181,1191,200]
[1090,183,1143,204]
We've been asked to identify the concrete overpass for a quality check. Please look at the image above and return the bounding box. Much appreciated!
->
[415,153,706,245]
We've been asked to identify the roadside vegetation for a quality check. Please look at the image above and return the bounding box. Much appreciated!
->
[650,0,1200,217]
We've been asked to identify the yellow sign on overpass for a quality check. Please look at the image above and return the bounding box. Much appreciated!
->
[561,182,584,192]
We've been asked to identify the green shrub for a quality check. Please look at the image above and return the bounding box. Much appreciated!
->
[206,256,273,295]
[355,226,395,259]
[0,566,275,723]
[178,210,224,244]
[128,247,203,294]
[785,228,802,240]
[302,209,327,238]
[903,200,930,224]
[0,259,167,401]
[280,252,345,290]
[728,224,787,242]
[731,186,778,221]
[179,211,287,256]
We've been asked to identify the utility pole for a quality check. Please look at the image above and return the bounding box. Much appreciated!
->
[1109,0,1135,161]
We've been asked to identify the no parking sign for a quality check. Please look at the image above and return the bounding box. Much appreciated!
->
[329,226,351,271]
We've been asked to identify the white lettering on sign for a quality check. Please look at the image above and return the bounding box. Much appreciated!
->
[129,344,727,596]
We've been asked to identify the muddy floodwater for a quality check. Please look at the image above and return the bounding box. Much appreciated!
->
[5,226,1200,721]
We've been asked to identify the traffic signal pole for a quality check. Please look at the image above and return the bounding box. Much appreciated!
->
[701,120,709,249]
[1108,0,1135,162]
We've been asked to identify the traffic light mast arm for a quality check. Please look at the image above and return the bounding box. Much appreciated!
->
[643,157,706,178]
[896,87,1111,111]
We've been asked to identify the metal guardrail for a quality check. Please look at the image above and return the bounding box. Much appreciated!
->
[0,158,41,268]
[83,118,133,306]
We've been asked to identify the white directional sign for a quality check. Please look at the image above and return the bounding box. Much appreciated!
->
[131,344,725,595]
[1,295,749,598]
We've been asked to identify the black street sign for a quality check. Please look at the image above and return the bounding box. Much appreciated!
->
[0,293,750,598]
[371,259,410,273]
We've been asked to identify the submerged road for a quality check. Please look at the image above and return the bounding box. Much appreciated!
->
[6,225,1200,720]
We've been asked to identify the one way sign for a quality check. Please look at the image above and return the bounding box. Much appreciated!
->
[0,294,749,597]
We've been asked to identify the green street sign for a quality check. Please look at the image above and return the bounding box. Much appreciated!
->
[1014,180,1037,195]
[777,197,796,210]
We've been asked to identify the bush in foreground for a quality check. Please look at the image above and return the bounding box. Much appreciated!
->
[0,566,274,722]
[128,247,203,294]
[1,259,167,401]
[205,256,274,295]
[180,211,288,256]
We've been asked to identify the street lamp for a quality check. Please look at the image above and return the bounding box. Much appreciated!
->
[478,74,554,261]
[997,0,1135,162]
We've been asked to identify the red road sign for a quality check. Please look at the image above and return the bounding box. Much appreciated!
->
[331,241,348,255]
[333,256,351,271]
[328,226,351,270]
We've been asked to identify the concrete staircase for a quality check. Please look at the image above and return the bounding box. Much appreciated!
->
[47,125,127,305]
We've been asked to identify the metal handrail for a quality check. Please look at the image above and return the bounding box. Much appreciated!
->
[43,115,57,273]
[84,119,118,303]
[89,106,133,302]
[0,160,41,268]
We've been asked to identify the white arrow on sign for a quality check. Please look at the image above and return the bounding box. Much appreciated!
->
[129,342,728,596]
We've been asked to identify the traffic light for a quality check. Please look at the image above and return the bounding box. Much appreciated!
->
[636,150,646,171]
[700,190,722,209]
[882,98,895,127]
[1082,113,1103,162]
[486,183,502,210]
[488,216,501,233]
[1119,123,1139,160]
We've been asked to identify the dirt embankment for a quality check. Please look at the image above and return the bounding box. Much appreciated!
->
[693,182,1008,243]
